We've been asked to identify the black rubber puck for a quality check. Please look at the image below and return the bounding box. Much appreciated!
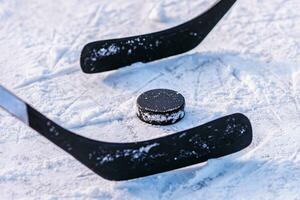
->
[136,89,185,125]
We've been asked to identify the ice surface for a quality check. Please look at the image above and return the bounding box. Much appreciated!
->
[0,0,300,199]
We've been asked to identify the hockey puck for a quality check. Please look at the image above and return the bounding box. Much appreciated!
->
[136,89,185,125]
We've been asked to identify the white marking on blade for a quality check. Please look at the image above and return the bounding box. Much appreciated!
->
[0,85,29,124]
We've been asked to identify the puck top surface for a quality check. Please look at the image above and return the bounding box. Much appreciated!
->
[137,89,185,114]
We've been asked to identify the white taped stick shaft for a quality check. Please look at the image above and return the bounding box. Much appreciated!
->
[0,85,29,125]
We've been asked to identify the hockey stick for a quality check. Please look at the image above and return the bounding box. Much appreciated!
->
[80,0,237,73]
[0,85,252,181]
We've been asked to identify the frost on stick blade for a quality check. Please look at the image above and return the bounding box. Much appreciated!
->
[90,143,160,165]
[84,44,121,72]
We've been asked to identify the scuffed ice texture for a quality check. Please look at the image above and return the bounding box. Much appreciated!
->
[0,0,300,199]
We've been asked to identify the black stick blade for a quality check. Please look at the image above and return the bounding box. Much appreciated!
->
[27,106,252,181]
[80,0,237,73]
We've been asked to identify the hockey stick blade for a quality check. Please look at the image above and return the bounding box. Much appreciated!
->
[80,0,237,73]
[0,85,252,181]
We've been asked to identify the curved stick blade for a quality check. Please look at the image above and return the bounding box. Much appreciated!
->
[28,107,252,181]
[80,0,237,73]
[0,85,252,181]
